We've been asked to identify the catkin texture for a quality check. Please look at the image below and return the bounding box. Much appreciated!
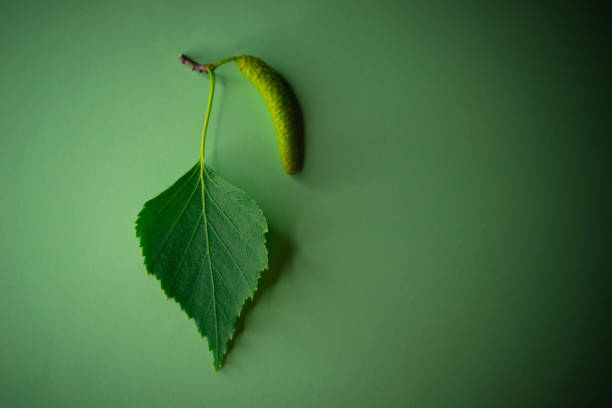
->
[235,55,300,174]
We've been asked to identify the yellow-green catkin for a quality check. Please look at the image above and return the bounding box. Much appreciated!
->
[234,55,300,174]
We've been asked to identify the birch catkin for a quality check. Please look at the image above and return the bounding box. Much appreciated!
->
[234,55,300,175]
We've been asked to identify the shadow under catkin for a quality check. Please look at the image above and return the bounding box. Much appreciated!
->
[280,74,306,174]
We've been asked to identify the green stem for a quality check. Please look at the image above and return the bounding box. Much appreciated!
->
[199,68,216,163]
[210,56,237,70]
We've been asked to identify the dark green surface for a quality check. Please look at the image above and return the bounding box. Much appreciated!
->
[1,1,610,407]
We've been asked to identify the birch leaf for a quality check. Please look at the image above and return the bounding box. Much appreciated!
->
[135,162,268,369]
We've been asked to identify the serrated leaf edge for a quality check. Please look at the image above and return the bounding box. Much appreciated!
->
[134,162,268,369]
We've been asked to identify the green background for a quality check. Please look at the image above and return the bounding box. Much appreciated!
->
[1,1,610,406]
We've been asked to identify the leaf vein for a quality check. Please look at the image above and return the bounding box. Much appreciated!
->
[207,220,250,288]
[151,177,200,269]
[142,165,199,226]
[167,212,204,294]
[203,181,258,254]
[199,164,220,363]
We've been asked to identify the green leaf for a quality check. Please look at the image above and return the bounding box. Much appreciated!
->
[135,162,268,369]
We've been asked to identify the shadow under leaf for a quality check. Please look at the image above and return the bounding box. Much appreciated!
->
[222,226,294,367]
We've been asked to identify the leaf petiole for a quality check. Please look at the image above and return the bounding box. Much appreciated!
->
[199,56,238,161]
[199,68,216,163]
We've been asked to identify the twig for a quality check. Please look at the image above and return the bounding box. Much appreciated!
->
[178,54,210,74]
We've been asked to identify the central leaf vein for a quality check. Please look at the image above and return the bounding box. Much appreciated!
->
[199,163,220,362]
